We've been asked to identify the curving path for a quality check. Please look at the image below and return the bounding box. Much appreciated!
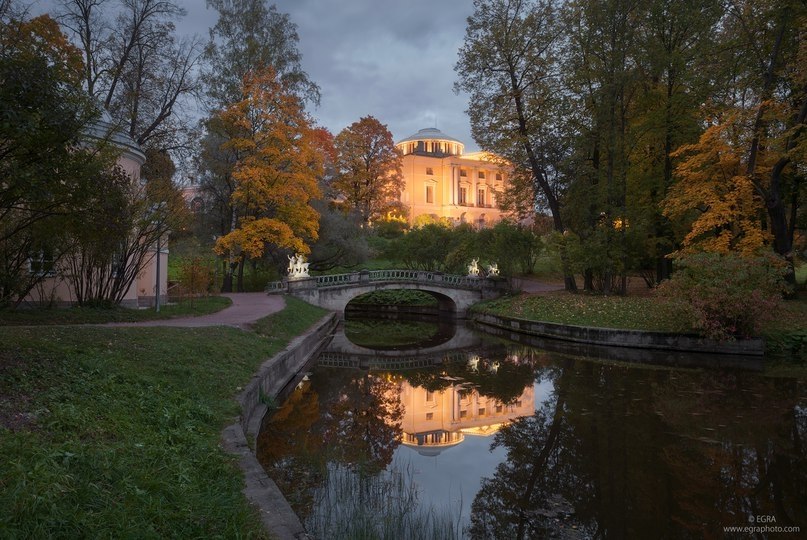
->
[105,293,286,329]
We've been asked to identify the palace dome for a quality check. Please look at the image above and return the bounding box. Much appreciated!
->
[396,127,465,156]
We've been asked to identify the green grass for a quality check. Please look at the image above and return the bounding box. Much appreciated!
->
[758,292,807,364]
[0,295,327,538]
[349,289,438,306]
[474,292,691,332]
[251,296,328,341]
[0,296,232,326]
[796,262,807,288]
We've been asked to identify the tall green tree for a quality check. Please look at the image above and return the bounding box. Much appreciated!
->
[203,0,319,107]
[456,0,578,291]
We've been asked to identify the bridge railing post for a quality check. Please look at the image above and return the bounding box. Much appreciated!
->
[359,269,370,283]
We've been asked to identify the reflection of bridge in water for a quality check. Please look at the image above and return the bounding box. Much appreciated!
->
[319,324,483,370]
[267,269,509,317]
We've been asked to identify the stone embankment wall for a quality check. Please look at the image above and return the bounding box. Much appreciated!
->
[472,312,764,356]
[222,312,338,540]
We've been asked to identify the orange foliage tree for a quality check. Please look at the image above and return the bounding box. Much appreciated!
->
[332,116,403,224]
[663,116,771,255]
[212,68,322,289]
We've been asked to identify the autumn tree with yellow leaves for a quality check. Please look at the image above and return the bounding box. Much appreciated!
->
[211,68,322,291]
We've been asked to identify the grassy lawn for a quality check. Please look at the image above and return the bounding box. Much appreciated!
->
[474,291,691,332]
[0,296,232,326]
[0,296,327,538]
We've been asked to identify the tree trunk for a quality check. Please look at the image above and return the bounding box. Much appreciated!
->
[236,259,245,292]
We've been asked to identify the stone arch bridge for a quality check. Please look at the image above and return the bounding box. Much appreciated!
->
[267,269,509,318]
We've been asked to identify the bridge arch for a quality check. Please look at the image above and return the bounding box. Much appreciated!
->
[344,287,457,316]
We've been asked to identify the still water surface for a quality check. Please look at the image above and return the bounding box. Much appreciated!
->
[257,317,806,539]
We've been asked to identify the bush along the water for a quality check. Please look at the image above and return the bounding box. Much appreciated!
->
[656,252,789,340]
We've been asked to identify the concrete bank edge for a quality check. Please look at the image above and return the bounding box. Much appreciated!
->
[221,311,338,540]
[472,311,765,356]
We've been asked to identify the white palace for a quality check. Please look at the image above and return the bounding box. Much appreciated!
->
[394,128,511,227]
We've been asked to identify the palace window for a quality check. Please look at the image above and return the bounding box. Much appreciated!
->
[478,188,485,206]
[478,171,485,179]
[478,407,486,416]
[426,390,434,402]
[425,167,433,175]
[426,412,434,420]
[460,410,467,418]
[426,185,434,204]
[459,187,468,205]
[495,404,503,413]
[459,169,467,177]
[496,173,503,181]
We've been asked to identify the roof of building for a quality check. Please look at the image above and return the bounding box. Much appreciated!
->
[396,127,464,145]
[84,109,146,165]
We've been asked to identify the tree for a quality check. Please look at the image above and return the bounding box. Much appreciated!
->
[62,147,187,306]
[58,0,202,150]
[664,0,806,284]
[211,68,322,291]
[331,116,403,225]
[455,0,578,291]
[0,13,106,306]
[203,0,319,107]
[308,201,369,271]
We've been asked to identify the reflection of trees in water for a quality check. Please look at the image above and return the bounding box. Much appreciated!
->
[469,362,807,539]
[319,371,404,474]
[469,362,588,539]
[256,384,326,519]
[402,346,545,404]
[257,369,405,520]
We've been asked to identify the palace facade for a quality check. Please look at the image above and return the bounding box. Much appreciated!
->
[395,128,511,227]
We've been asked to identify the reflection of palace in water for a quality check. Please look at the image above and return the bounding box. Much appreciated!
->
[397,372,534,456]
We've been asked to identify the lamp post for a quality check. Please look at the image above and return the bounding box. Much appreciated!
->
[151,201,167,312]
[155,229,162,312]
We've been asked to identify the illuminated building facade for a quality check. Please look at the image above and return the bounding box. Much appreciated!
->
[395,128,511,227]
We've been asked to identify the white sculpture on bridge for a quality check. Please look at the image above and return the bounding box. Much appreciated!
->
[287,253,310,279]
[487,263,500,277]
[468,258,480,277]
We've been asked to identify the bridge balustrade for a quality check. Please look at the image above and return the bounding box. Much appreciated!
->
[266,268,505,294]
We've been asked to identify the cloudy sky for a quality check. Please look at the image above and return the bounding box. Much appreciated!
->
[190,0,480,149]
[35,0,482,150]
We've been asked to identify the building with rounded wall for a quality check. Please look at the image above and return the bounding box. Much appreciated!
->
[395,128,511,228]
[23,111,167,308]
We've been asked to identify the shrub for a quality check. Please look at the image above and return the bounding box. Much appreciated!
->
[656,252,789,340]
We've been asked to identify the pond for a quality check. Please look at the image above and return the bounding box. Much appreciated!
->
[256,317,806,539]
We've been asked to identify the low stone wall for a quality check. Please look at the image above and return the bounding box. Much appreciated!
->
[237,312,338,443]
[472,312,765,356]
[221,312,338,540]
